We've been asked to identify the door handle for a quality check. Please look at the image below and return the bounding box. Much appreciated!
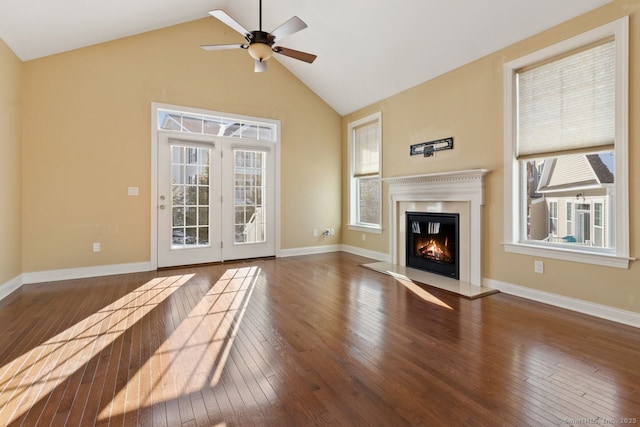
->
[159,205,165,210]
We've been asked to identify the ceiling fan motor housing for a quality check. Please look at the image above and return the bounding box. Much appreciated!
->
[248,30,275,46]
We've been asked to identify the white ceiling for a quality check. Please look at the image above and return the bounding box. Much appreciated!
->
[0,0,612,115]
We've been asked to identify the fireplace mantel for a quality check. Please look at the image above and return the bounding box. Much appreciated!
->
[385,169,489,287]
[384,169,489,200]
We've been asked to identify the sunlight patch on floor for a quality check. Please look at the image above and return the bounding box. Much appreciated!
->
[395,278,453,310]
[0,274,194,424]
[98,267,260,423]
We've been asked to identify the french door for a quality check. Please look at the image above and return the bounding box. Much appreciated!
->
[157,132,274,267]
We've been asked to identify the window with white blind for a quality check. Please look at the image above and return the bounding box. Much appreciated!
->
[503,17,630,268]
[348,112,382,231]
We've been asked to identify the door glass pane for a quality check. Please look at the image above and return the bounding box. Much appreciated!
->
[171,145,212,249]
[233,150,266,244]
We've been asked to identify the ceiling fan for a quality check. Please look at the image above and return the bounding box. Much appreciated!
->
[201,0,317,73]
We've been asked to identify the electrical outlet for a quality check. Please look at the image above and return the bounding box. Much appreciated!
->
[93,242,101,252]
[534,260,544,274]
[330,228,335,235]
[313,229,318,237]
[362,233,366,241]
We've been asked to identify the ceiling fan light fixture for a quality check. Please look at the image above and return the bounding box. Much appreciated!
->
[248,43,273,61]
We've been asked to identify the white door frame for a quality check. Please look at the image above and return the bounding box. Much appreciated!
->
[150,102,281,269]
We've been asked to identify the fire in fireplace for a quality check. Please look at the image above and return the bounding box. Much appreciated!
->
[406,212,459,279]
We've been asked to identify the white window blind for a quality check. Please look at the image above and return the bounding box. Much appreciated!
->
[517,40,615,158]
[353,121,380,177]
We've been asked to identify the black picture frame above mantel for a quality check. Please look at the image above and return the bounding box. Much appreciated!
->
[410,137,454,157]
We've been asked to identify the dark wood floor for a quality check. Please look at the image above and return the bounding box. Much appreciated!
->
[0,252,638,426]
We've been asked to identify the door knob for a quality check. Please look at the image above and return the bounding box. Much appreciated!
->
[159,205,165,210]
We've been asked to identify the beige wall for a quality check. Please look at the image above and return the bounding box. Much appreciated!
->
[343,0,640,314]
[0,38,23,286]
[21,18,341,272]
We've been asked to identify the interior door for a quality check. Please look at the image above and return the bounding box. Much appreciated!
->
[158,133,221,267]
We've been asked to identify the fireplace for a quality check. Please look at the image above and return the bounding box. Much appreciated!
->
[406,212,459,279]
[385,169,489,286]
[361,170,494,298]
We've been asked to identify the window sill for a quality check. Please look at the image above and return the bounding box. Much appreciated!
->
[503,242,633,269]
[348,224,383,234]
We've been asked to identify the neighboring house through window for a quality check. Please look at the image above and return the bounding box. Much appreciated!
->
[348,112,382,232]
[503,17,630,268]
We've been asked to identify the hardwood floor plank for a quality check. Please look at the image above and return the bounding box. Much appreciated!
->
[0,253,639,426]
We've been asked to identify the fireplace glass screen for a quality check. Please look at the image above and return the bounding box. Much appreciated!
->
[406,212,459,279]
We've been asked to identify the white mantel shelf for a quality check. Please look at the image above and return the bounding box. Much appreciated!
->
[383,169,490,186]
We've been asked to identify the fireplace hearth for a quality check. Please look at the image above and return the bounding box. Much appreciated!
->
[406,212,459,279]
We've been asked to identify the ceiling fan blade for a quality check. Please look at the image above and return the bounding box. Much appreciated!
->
[209,10,250,36]
[270,16,307,41]
[200,43,246,51]
[274,46,317,64]
[255,59,268,73]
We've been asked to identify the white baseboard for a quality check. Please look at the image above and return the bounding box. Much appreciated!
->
[278,244,390,262]
[0,274,23,302]
[340,245,390,263]
[485,278,640,328]
[278,244,342,258]
[22,261,153,285]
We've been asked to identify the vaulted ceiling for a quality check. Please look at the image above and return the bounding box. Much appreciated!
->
[0,0,612,115]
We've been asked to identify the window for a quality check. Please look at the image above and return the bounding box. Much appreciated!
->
[157,109,276,142]
[594,201,604,247]
[234,150,267,244]
[348,112,382,231]
[566,201,573,236]
[171,145,211,248]
[503,17,629,268]
[548,201,558,237]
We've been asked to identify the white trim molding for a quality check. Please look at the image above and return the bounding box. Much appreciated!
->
[485,278,640,328]
[340,245,390,262]
[23,262,152,285]
[278,245,343,258]
[278,245,389,263]
[0,275,23,302]
[503,242,634,268]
